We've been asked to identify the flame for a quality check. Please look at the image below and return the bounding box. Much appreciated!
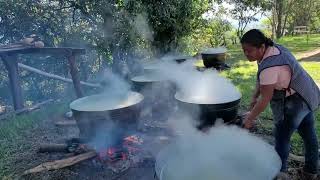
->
[97,135,143,162]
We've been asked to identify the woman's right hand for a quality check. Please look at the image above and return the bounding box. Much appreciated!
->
[249,97,258,110]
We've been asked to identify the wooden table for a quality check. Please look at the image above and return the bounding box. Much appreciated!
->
[0,47,85,110]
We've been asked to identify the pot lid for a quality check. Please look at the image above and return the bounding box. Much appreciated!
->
[174,79,241,105]
[70,91,144,112]
[175,91,241,105]
[161,55,192,61]
[201,47,227,54]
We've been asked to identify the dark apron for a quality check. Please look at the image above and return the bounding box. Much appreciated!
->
[270,90,309,127]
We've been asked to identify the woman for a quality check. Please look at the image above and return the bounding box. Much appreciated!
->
[241,29,319,180]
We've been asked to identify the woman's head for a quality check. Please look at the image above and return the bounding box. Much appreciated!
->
[240,29,274,62]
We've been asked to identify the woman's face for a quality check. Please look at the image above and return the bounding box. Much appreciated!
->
[241,43,265,62]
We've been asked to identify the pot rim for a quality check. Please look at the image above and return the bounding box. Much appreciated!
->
[174,92,241,105]
[69,91,144,112]
[201,47,227,55]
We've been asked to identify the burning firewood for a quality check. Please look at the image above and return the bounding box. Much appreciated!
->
[38,143,68,153]
[38,139,90,154]
[23,151,97,175]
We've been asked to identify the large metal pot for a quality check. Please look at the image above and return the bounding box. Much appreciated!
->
[131,71,166,92]
[131,72,176,121]
[70,91,144,143]
[175,92,241,130]
[201,47,228,69]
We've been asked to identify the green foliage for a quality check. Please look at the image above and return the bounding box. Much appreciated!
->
[139,0,213,54]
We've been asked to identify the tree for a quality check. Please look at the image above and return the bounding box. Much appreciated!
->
[226,0,271,40]
[207,19,232,46]
[272,0,295,39]
[140,0,213,54]
[269,0,319,38]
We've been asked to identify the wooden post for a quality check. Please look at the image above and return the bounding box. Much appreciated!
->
[66,51,84,98]
[1,54,24,110]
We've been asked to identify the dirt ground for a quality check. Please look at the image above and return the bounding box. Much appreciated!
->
[2,113,307,180]
[6,114,160,180]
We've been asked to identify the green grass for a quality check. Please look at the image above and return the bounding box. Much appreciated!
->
[276,34,320,53]
[224,34,320,155]
[0,103,67,178]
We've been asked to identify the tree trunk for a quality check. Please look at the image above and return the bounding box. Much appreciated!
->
[275,0,284,39]
[67,52,84,98]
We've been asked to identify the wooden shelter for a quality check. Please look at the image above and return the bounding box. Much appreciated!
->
[0,47,85,110]
[293,26,309,35]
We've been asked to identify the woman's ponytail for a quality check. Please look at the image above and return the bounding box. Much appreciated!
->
[241,29,274,48]
[265,37,274,47]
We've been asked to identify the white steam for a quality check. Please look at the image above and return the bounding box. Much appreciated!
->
[144,59,241,104]
[133,14,154,41]
[159,124,281,180]
[144,60,280,180]
[100,69,131,97]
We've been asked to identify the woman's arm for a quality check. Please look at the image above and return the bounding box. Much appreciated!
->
[244,84,275,129]
[250,81,261,110]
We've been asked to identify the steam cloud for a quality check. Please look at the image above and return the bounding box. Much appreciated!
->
[79,13,280,179]
[158,116,281,180]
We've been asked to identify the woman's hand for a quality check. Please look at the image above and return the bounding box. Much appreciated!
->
[243,111,256,129]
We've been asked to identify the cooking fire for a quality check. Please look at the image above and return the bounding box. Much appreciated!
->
[95,135,149,173]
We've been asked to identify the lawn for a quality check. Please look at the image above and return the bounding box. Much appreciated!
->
[224,33,320,154]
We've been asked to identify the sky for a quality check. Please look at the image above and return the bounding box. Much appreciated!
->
[203,2,269,30]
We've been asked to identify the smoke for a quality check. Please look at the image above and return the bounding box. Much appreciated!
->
[100,68,131,97]
[155,59,241,104]
[133,13,154,42]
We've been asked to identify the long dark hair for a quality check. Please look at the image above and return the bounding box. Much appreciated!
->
[240,29,274,48]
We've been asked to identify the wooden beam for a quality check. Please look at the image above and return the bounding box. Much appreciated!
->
[0,47,85,55]
[1,54,24,110]
[18,63,101,88]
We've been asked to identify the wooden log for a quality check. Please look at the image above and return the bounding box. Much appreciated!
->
[15,99,53,115]
[18,63,101,88]
[38,143,68,153]
[289,153,305,163]
[289,153,320,166]
[54,120,77,127]
[23,151,97,175]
